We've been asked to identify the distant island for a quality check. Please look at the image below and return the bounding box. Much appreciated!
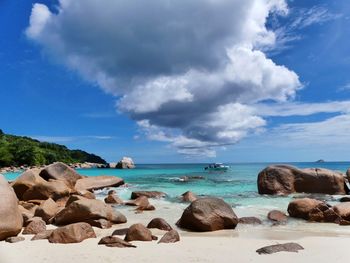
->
[0,129,106,168]
[316,159,325,163]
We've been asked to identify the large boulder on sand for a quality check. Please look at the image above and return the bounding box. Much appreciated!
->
[54,199,126,226]
[288,198,324,220]
[40,162,83,188]
[288,198,340,223]
[147,218,172,231]
[48,222,96,243]
[124,224,153,242]
[11,169,71,201]
[0,175,23,240]
[333,203,350,221]
[158,230,180,244]
[75,176,124,192]
[176,197,238,232]
[257,165,347,195]
[114,157,135,169]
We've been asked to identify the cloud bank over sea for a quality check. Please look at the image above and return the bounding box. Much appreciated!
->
[26,0,345,157]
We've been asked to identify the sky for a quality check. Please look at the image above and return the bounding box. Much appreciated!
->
[0,0,350,163]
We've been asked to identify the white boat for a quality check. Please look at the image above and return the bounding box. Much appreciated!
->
[204,163,229,171]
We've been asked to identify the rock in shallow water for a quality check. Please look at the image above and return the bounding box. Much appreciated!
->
[258,165,347,195]
[256,242,304,254]
[131,191,166,199]
[176,197,238,232]
[238,217,262,225]
[267,210,287,224]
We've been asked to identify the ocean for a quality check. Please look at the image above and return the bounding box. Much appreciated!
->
[5,162,350,235]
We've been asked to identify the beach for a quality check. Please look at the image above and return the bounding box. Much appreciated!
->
[2,162,350,263]
[2,198,350,263]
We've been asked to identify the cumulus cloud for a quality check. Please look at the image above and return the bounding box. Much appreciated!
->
[27,0,303,157]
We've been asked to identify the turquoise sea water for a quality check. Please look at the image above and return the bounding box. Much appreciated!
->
[5,162,350,209]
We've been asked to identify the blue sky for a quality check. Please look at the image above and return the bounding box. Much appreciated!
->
[1,0,350,163]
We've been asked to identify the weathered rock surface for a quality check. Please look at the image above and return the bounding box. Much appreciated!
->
[125,196,155,211]
[339,196,350,202]
[104,193,123,204]
[34,198,59,223]
[98,236,136,248]
[267,210,287,224]
[287,198,323,220]
[22,180,71,201]
[158,230,180,244]
[147,218,172,231]
[256,243,304,254]
[11,169,44,200]
[333,202,350,221]
[19,205,34,226]
[0,174,23,241]
[22,217,46,235]
[124,223,153,242]
[258,165,346,195]
[40,162,83,188]
[75,176,124,192]
[5,236,25,243]
[114,157,135,169]
[181,191,197,202]
[177,197,238,232]
[238,217,262,225]
[54,199,127,226]
[112,228,129,236]
[131,191,166,199]
[31,230,54,241]
[48,223,96,244]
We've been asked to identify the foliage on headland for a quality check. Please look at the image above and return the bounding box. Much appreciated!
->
[0,129,107,167]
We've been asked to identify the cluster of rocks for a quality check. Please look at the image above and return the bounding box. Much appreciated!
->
[258,165,348,195]
[109,157,135,169]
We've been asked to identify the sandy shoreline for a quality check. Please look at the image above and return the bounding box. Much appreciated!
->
[2,199,350,263]
[1,229,350,263]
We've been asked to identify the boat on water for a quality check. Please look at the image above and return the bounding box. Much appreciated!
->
[204,163,230,171]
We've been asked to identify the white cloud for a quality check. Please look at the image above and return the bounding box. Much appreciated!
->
[255,101,350,117]
[27,0,304,157]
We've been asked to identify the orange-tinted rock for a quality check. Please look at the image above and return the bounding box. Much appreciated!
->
[177,197,238,232]
[0,175,23,241]
[258,165,346,195]
[98,236,136,248]
[267,210,287,224]
[48,222,96,243]
[54,199,127,226]
[287,198,323,220]
[75,176,124,192]
[124,223,153,242]
[158,230,180,244]
[22,179,71,201]
[40,162,83,188]
[147,218,172,231]
[31,230,54,241]
[34,198,59,223]
[181,191,197,202]
[104,194,123,204]
[22,217,46,235]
